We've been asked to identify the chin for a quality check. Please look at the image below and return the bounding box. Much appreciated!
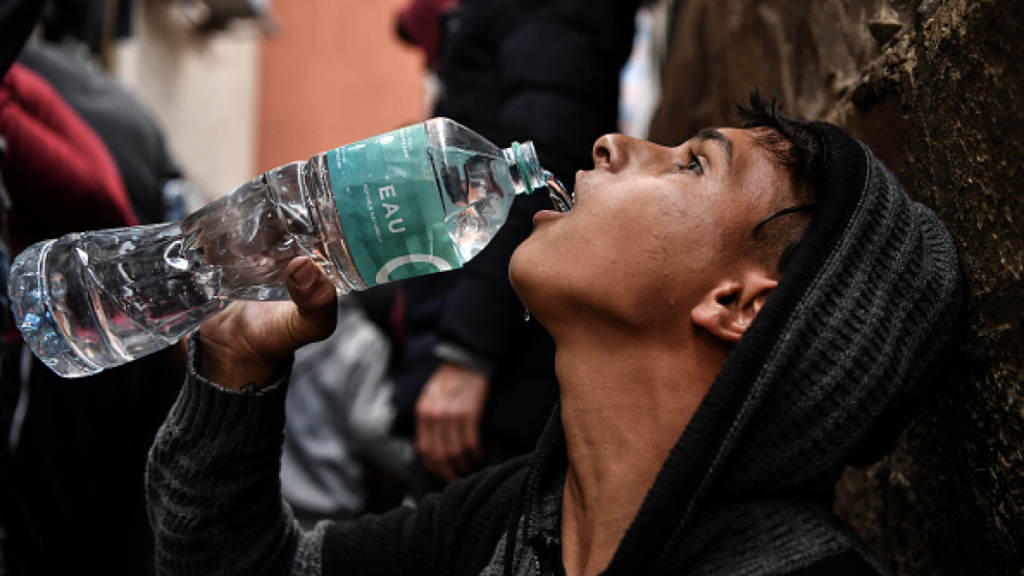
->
[510,245,574,330]
[508,246,530,302]
[508,242,549,312]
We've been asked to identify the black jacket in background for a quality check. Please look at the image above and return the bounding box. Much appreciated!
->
[391,0,641,461]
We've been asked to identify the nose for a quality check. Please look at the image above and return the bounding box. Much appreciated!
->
[592,133,652,172]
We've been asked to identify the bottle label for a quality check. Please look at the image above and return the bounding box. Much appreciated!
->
[327,125,460,286]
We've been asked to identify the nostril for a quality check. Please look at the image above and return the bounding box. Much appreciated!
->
[592,135,613,168]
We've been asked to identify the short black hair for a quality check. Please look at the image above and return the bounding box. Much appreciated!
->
[734,90,824,275]
[736,90,824,186]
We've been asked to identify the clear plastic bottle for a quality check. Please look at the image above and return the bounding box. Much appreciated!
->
[8,118,572,378]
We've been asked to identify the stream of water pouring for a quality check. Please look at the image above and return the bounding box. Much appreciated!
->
[544,171,573,213]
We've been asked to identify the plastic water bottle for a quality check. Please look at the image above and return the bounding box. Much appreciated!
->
[8,118,572,378]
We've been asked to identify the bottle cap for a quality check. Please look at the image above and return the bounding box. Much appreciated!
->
[505,141,546,194]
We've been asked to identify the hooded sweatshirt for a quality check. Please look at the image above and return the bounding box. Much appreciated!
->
[146,121,966,576]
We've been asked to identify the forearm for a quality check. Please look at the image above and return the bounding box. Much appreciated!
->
[146,335,323,576]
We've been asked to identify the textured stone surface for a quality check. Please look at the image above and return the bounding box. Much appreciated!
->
[650,0,1023,573]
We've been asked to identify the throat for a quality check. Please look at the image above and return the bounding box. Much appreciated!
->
[556,383,686,576]
[559,462,654,576]
[552,336,718,576]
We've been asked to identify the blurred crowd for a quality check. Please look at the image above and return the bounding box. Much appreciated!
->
[0,0,658,574]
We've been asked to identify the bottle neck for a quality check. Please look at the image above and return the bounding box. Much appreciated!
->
[502,141,573,212]
[503,141,547,195]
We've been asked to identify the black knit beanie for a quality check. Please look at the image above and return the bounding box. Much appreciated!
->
[714,121,967,492]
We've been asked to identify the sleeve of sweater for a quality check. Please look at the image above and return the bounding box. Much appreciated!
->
[146,335,324,576]
[149,335,529,576]
[320,453,530,576]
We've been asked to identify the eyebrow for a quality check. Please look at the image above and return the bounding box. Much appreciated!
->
[694,127,733,168]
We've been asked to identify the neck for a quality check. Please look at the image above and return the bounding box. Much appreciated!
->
[553,326,726,576]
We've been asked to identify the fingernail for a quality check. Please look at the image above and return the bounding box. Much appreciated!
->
[291,260,317,290]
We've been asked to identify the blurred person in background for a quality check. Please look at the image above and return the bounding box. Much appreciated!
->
[0,2,187,574]
[0,55,178,576]
[392,0,643,499]
[281,295,414,527]
[17,38,194,224]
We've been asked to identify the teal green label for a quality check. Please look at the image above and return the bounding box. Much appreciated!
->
[327,125,461,286]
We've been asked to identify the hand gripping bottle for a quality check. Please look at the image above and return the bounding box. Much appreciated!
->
[8,118,572,378]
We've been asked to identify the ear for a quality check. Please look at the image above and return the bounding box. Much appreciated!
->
[691,272,778,343]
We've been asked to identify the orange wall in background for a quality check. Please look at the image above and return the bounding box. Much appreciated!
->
[256,0,426,172]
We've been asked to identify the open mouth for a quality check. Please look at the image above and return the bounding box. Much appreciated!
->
[544,171,573,213]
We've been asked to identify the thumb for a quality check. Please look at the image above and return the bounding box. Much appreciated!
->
[285,257,339,345]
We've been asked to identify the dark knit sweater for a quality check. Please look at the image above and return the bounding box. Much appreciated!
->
[146,355,875,576]
[146,123,966,574]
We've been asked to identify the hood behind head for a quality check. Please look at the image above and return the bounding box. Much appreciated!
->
[715,122,966,495]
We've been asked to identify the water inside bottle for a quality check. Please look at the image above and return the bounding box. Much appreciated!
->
[442,157,573,263]
[9,224,228,377]
[10,143,571,377]
[442,153,518,262]
[8,169,314,377]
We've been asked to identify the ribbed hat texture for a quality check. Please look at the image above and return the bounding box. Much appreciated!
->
[603,121,966,575]
[717,121,966,494]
